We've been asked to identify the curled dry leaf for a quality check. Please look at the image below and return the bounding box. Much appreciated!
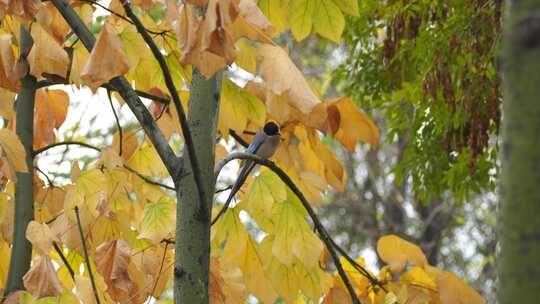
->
[81,22,130,92]
[95,240,136,302]
[324,97,379,150]
[22,255,63,298]
[33,89,69,149]
[3,0,41,20]
[257,44,320,114]
[35,2,70,44]
[27,24,69,80]
[25,220,58,255]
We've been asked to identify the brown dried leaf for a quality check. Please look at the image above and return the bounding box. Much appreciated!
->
[27,24,69,80]
[23,255,63,298]
[257,44,320,113]
[81,23,130,92]
[25,221,58,255]
[35,2,70,44]
[33,89,69,149]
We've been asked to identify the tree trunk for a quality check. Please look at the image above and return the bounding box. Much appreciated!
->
[4,25,37,295]
[499,4,540,303]
[174,70,221,303]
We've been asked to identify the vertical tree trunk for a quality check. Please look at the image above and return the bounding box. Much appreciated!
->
[175,70,221,303]
[4,25,37,295]
[499,4,540,303]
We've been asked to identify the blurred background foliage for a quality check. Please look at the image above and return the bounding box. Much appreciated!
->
[283,0,500,302]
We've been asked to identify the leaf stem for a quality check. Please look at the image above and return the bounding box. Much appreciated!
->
[74,206,101,304]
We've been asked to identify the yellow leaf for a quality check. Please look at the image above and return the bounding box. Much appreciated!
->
[0,34,18,92]
[336,257,370,296]
[0,89,15,118]
[0,128,28,175]
[235,38,256,73]
[257,44,321,114]
[271,192,323,269]
[257,0,289,34]
[218,78,266,137]
[333,0,359,16]
[230,235,278,303]
[119,24,148,74]
[425,266,484,304]
[0,235,10,288]
[401,266,437,291]
[260,236,300,303]
[27,24,69,80]
[312,0,345,43]
[22,255,63,298]
[69,41,90,87]
[244,169,286,230]
[376,235,428,275]
[81,22,130,92]
[138,197,175,244]
[25,221,58,255]
[325,97,379,150]
[289,0,314,41]
[127,143,168,177]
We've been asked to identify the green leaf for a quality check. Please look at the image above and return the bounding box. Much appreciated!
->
[258,0,290,34]
[333,0,359,16]
[139,196,175,243]
[313,0,345,43]
[289,0,315,41]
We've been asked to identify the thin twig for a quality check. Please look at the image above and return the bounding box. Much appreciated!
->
[122,1,208,218]
[80,0,173,37]
[33,141,101,156]
[46,212,64,225]
[214,152,375,304]
[74,206,101,304]
[35,166,54,187]
[229,130,249,148]
[107,89,123,156]
[124,165,175,191]
[214,185,232,194]
[53,242,75,280]
[147,242,169,303]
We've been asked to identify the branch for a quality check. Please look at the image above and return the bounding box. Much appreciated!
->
[74,206,100,304]
[124,165,175,191]
[228,130,249,148]
[214,152,370,304]
[33,140,101,156]
[107,89,123,156]
[121,1,208,217]
[51,0,180,178]
[53,242,75,280]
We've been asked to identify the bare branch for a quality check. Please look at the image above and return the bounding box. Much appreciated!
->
[121,1,209,217]
[33,140,101,156]
[106,89,123,156]
[124,165,175,191]
[74,206,100,304]
[53,242,75,280]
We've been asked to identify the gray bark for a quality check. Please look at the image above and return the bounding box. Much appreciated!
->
[174,70,221,303]
[4,25,37,295]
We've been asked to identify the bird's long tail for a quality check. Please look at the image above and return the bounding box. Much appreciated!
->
[211,160,257,225]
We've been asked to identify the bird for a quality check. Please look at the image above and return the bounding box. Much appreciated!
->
[211,121,281,225]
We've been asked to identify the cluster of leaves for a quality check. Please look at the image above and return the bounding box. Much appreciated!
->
[337,0,502,201]
[0,0,484,303]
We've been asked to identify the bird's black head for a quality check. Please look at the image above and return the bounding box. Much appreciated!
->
[263,121,280,136]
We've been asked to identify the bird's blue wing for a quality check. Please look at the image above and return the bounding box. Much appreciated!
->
[246,131,265,154]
